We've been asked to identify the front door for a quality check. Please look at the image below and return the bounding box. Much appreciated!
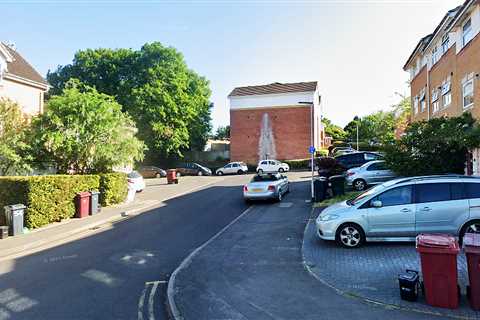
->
[415,183,469,235]
[367,185,416,238]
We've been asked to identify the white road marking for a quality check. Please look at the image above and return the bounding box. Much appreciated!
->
[81,269,121,287]
[137,286,147,320]
[148,282,159,320]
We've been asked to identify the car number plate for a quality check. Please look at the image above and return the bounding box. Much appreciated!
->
[252,188,263,192]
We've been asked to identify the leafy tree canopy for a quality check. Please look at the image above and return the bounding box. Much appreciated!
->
[47,42,212,160]
[0,98,32,175]
[212,125,230,140]
[322,117,346,141]
[384,112,480,176]
[344,110,396,145]
[31,80,146,174]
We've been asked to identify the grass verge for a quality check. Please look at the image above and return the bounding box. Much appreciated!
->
[313,191,361,207]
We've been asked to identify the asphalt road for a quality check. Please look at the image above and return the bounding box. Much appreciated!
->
[0,174,252,320]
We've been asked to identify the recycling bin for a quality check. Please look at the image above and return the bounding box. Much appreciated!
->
[416,234,460,309]
[167,169,178,184]
[4,204,26,236]
[0,226,8,239]
[75,192,91,218]
[89,191,101,215]
[398,269,419,302]
[463,233,480,310]
[314,177,328,202]
[329,175,345,196]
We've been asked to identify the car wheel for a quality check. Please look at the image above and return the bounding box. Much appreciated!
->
[176,172,181,177]
[217,171,223,176]
[257,169,263,174]
[136,189,143,193]
[198,171,203,176]
[460,220,480,243]
[155,173,161,178]
[279,168,285,173]
[277,191,283,202]
[336,223,365,248]
[353,179,367,191]
[237,170,243,174]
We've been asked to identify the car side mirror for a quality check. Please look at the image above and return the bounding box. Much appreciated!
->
[371,200,382,208]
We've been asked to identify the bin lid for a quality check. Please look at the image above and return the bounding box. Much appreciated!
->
[4,204,26,210]
[464,233,480,254]
[398,270,418,281]
[77,192,91,197]
[416,234,459,254]
[90,190,100,195]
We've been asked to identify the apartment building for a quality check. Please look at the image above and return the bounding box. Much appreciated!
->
[404,0,480,174]
[228,81,324,164]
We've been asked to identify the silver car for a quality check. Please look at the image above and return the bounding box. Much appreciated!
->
[243,173,289,202]
[216,162,248,175]
[316,175,480,248]
[346,160,397,191]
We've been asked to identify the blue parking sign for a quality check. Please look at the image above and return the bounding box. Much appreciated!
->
[309,146,315,154]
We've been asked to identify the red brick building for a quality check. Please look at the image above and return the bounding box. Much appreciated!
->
[228,81,324,164]
[404,0,480,174]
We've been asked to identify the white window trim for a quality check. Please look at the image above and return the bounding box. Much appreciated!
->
[462,73,474,109]
[463,18,473,47]
[413,96,419,114]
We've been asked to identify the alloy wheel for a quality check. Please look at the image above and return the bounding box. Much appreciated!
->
[339,226,361,247]
[354,180,366,191]
[198,171,203,176]
[466,222,480,234]
[217,171,223,176]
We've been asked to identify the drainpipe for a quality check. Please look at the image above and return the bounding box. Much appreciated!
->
[427,61,431,121]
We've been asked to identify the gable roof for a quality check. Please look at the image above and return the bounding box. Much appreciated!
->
[228,81,317,97]
[0,42,48,87]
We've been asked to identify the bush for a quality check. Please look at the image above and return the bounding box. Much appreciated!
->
[0,175,99,229]
[99,173,128,206]
[283,159,310,170]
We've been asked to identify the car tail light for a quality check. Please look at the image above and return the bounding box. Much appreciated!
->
[243,185,248,192]
[347,172,355,176]
[268,185,275,192]
[128,179,133,183]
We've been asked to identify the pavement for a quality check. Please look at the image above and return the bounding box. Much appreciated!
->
[168,177,436,320]
[0,174,252,320]
[303,207,479,319]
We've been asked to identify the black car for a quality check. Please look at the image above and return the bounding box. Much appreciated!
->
[176,163,212,176]
[334,152,383,170]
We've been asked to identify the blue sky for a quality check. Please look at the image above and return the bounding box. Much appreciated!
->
[1,0,460,129]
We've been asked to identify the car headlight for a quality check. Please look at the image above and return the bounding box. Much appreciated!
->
[318,214,340,222]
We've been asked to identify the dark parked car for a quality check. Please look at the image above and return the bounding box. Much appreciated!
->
[176,163,212,176]
[138,166,167,178]
[334,152,383,170]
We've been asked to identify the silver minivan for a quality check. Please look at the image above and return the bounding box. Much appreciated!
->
[316,175,480,248]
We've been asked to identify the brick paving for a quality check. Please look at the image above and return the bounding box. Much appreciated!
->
[303,207,480,319]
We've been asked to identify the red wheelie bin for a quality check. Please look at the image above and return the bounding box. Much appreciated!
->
[416,234,460,309]
[167,169,178,184]
[464,233,480,310]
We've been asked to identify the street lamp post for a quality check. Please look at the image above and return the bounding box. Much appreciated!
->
[299,101,315,201]
[353,116,359,151]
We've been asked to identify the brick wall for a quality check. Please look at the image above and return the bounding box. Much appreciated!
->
[429,46,458,118]
[410,67,428,121]
[230,106,311,164]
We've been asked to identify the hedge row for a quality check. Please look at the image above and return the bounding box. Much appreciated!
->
[0,173,127,229]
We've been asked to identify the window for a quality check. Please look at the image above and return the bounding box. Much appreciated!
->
[441,33,449,53]
[367,162,387,171]
[420,88,426,112]
[232,163,239,168]
[413,96,419,114]
[463,19,473,47]
[466,183,480,199]
[260,161,268,165]
[450,183,465,200]
[225,164,232,168]
[432,46,440,65]
[374,186,412,207]
[415,183,450,203]
[463,73,474,108]
[364,153,381,161]
[432,89,439,112]
[441,77,452,107]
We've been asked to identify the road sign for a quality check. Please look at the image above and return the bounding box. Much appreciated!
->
[309,146,316,154]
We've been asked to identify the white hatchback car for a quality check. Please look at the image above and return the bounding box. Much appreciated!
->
[216,162,248,176]
[256,160,290,174]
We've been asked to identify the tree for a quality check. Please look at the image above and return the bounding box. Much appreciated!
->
[344,110,396,145]
[46,42,212,159]
[322,118,346,140]
[31,80,145,174]
[213,125,230,140]
[384,113,480,176]
[0,98,32,175]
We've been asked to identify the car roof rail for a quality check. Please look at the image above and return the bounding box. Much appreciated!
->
[392,174,480,185]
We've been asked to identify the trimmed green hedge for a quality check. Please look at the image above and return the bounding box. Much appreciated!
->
[283,159,310,170]
[99,173,127,206]
[0,173,128,229]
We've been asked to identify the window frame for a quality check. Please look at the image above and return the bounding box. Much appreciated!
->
[462,74,474,109]
[441,33,449,53]
[463,18,473,47]
[369,185,413,208]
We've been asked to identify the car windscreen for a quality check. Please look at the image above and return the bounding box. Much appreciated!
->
[128,171,141,178]
[251,175,279,182]
[348,184,385,205]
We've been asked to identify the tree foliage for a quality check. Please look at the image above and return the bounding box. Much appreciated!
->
[0,98,32,175]
[344,110,396,145]
[47,42,212,159]
[213,125,230,140]
[384,113,480,176]
[31,80,145,174]
[322,118,346,140]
